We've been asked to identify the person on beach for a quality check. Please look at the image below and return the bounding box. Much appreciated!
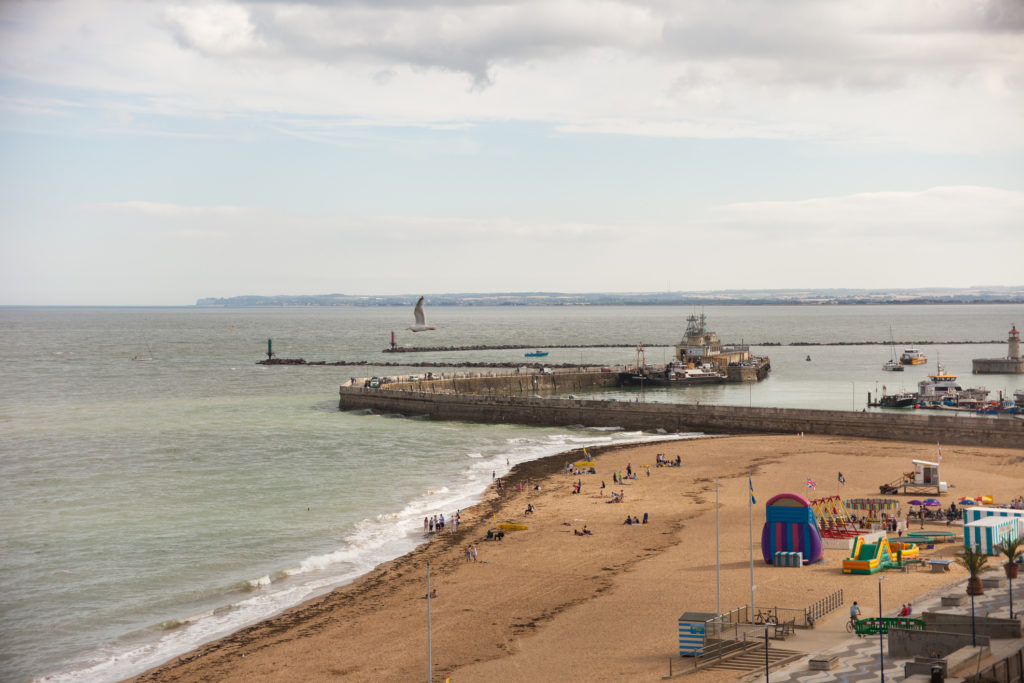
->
[424,517,429,533]
[643,512,648,524]
[471,545,478,561]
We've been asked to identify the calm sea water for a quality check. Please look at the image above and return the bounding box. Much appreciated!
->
[1,304,1021,682]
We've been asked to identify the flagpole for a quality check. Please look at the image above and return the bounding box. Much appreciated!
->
[715,476,721,618]
[749,470,755,619]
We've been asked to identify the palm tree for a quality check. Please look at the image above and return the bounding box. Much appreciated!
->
[956,548,990,647]
[996,536,1023,620]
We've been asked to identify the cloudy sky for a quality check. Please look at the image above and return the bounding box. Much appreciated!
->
[1,0,1022,305]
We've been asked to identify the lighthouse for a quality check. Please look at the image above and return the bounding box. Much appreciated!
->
[972,323,1024,374]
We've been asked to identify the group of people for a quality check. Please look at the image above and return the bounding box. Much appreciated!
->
[464,545,478,562]
[655,453,681,467]
[573,525,593,536]
[898,602,914,616]
[623,513,648,525]
[424,511,461,535]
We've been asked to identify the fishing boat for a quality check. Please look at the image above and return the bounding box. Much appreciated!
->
[879,393,918,408]
[899,347,927,365]
[524,350,549,357]
[883,326,904,371]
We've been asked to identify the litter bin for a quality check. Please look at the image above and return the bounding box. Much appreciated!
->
[930,664,944,683]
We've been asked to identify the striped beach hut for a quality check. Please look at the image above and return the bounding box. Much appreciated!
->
[964,506,1024,525]
[964,516,1021,555]
[677,612,716,656]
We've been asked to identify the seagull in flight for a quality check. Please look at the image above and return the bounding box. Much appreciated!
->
[407,296,436,332]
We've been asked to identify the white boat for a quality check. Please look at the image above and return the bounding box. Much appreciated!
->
[883,326,904,371]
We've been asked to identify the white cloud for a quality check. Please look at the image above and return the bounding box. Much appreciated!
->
[90,201,253,217]
[0,0,1020,151]
[711,186,1024,239]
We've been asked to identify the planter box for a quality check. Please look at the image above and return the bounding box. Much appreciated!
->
[809,655,838,671]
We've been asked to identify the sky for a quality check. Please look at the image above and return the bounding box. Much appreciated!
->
[1,0,1022,305]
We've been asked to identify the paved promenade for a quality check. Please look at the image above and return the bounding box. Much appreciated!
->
[751,575,1019,683]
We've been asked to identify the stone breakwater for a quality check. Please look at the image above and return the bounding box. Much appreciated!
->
[338,377,1024,449]
[258,358,586,369]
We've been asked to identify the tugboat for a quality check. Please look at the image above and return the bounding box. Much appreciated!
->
[899,347,927,365]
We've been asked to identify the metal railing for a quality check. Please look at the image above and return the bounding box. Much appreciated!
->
[805,588,844,627]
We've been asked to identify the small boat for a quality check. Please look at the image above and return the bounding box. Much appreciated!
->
[806,355,811,362]
[883,326,904,371]
[524,350,549,357]
[899,347,927,365]
[879,393,918,408]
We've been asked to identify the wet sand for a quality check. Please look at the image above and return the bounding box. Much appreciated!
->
[131,434,1024,682]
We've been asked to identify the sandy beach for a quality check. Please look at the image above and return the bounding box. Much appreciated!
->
[132,434,1024,682]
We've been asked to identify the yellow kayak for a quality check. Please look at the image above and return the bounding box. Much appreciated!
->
[574,461,596,468]
[497,523,529,531]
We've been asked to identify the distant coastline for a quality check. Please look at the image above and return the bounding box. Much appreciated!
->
[196,286,1024,308]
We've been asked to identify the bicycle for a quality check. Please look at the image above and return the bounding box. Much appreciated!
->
[846,616,864,636]
[753,610,775,625]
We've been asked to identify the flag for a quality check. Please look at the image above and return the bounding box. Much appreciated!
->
[937,442,942,461]
[807,478,816,490]
[583,448,589,459]
[749,476,756,505]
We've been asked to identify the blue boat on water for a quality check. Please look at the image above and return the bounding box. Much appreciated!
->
[524,350,549,357]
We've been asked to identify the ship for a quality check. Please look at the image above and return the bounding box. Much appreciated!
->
[917,364,989,403]
[899,347,927,365]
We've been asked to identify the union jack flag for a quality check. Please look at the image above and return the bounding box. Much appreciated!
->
[806,478,816,490]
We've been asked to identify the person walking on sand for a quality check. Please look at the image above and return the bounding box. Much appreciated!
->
[471,545,478,562]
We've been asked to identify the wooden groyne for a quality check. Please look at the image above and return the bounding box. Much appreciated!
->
[338,385,1024,449]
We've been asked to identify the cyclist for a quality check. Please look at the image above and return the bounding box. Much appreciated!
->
[849,601,861,631]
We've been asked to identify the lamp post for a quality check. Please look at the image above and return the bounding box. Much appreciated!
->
[878,576,887,682]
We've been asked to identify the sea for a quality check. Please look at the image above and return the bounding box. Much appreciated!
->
[1,304,1021,682]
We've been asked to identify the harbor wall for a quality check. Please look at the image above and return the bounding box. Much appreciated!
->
[338,387,1024,449]
[383,370,623,396]
[972,358,1024,374]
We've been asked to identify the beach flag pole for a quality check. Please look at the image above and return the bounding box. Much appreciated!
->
[715,477,721,618]
[427,561,432,682]
[749,471,756,620]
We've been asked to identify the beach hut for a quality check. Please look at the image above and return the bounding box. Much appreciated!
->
[964,517,1021,555]
[677,612,717,656]
[963,506,1024,525]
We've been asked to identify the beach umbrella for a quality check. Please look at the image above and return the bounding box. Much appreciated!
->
[908,500,924,506]
[960,500,977,506]
[959,497,975,503]
[924,500,942,507]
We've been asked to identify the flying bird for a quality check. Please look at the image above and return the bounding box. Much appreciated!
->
[407,297,436,332]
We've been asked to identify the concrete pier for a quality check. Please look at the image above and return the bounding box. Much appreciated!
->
[339,382,1024,449]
